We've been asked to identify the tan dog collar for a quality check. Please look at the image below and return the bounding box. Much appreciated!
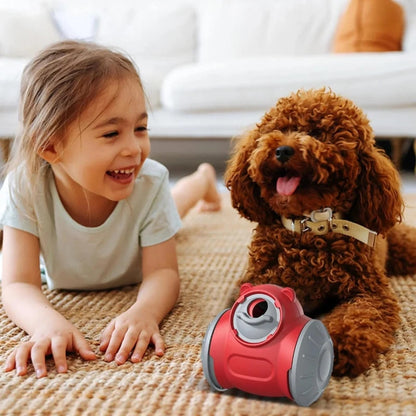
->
[281,208,377,248]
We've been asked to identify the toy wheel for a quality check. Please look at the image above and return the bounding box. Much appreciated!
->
[201,309,228,392]
[288,320,334,407]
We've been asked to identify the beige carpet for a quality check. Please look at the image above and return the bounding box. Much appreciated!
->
[0,193,415,416]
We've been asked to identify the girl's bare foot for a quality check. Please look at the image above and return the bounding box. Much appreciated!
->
[195,163,222,213]
[171,163,221,218]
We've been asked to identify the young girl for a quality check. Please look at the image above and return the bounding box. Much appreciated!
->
[0,40,221,378]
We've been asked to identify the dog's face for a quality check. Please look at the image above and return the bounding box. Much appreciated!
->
[225,89,403,233]
[248,122,362,218]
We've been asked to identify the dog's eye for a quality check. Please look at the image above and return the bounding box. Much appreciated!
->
[309,128,322,138]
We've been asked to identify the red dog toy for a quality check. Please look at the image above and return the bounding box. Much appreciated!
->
[201,284,333,406]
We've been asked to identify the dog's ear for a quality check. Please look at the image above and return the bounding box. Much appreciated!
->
[349,146,403,235]
[224,129,277,224]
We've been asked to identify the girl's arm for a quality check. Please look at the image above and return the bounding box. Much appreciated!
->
[1,226,96,377]
[100,236,180,364]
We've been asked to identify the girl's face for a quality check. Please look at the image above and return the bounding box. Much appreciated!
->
[51,77,150,211]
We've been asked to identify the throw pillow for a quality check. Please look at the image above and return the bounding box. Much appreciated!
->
[333,0,404,52]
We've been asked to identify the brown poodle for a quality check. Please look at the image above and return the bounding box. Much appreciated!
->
[225,88,416,377]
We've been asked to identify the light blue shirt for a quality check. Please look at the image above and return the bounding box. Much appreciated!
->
[0,159,181,290]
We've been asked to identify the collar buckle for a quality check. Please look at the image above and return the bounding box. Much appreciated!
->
[310,207,333,233]
[310,207,333,223]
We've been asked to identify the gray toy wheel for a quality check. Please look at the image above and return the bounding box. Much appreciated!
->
[201,309,228,392]
[288,320,334,407]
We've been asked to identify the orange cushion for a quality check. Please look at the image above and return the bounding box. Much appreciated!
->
[333,0,404,52]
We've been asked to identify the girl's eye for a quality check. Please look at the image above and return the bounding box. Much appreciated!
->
[102,126,147,138]
[103,131,118,138]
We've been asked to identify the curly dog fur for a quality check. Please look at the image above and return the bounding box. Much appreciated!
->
[225,88,416,377]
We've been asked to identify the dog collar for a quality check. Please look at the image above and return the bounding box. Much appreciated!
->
[281,207,377,248]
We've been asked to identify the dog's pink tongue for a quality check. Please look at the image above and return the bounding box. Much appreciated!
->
[276,176,301,196]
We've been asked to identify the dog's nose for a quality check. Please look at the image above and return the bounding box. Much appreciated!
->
[275,146,295,163]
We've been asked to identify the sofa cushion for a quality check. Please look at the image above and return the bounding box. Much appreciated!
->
[96,1,196,107]
[0,58,29,109]
[198,0,349,62]
[333,0,404,52]
[403,13,416,51]
[402,0,416,52]
[0,8,61,58]
[52,8,98,40]
[161,53,416,112]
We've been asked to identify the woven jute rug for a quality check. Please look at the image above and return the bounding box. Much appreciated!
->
[0,193,415,416]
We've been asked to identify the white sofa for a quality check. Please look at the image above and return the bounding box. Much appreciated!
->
[1,0,416,169]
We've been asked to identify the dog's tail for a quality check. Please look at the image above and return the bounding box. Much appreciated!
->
[385,223,416,276]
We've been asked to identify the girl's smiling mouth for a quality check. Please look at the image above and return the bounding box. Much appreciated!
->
[106,167,136,182]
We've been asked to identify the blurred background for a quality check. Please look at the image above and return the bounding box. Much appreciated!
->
[0,0,415,191]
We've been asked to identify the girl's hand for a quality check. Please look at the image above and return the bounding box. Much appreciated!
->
[99,305,164,365]
[100,238,180,366]
[4,322,96,378]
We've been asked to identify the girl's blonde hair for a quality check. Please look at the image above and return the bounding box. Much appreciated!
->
[5,40,143,207]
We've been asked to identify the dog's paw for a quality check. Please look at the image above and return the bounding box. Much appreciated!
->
[321,298,399,378]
